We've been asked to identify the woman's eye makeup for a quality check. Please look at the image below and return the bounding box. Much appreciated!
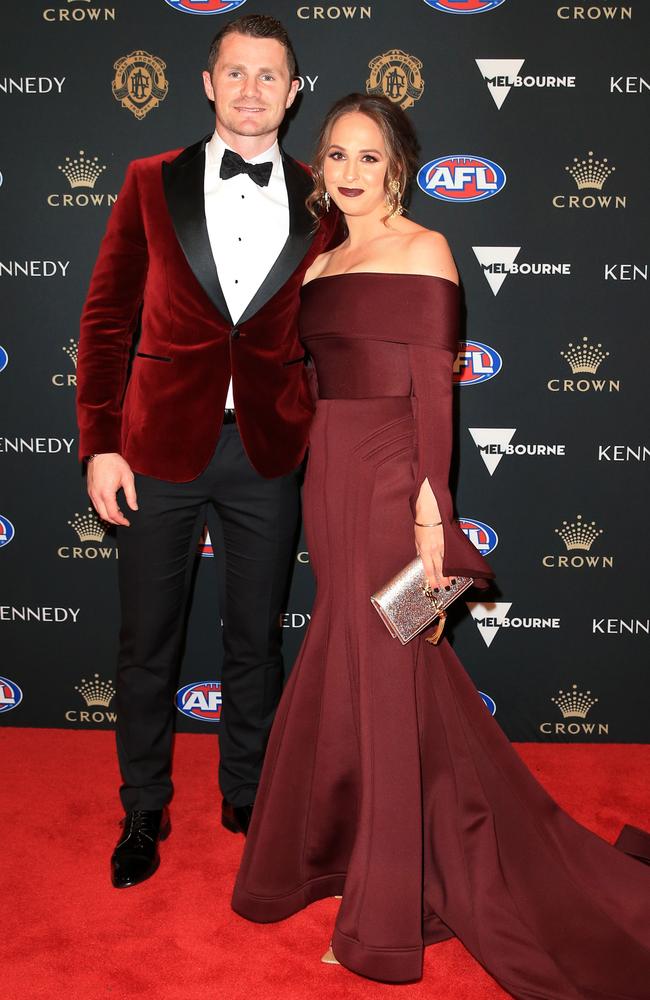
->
[326,151,381,163]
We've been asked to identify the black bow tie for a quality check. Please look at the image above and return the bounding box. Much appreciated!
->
[219,148,273,188]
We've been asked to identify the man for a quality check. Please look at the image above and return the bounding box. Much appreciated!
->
[76,14,337,889]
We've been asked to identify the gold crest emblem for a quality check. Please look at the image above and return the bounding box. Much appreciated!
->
[112,50,168,120]
[366,50,424,111]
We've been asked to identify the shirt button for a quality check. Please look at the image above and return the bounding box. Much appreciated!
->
[231,327,240,339]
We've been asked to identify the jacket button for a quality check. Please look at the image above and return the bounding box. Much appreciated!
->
[231,327,240,339]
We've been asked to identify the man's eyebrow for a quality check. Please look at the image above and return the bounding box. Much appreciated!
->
[222,63,280,73]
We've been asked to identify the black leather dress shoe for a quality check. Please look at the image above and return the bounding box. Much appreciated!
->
[111,807,171,889]
[221,798,253,835]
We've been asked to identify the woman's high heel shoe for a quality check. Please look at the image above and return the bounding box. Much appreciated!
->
[320,942,340,965]
[322,897,342,963]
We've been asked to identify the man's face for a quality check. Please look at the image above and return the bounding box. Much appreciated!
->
[203,33,299,147]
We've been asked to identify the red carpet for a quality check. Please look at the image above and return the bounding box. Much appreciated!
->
[2,729,648,1000]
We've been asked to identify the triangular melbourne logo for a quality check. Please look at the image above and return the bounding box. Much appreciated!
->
[473,246,521,296]
[475,59,525,110]
[467,601,512,648]
[468,427,516,475]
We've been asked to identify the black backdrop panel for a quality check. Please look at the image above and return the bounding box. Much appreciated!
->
[1,0,648,743]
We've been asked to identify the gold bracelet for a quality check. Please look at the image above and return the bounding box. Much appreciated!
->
[414,519,442,528]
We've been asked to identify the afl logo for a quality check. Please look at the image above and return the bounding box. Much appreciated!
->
[163,0,248,13]
[0,514,15,548]
[0,677,23,714]
[0,345,8,373]
[459,517,499,555]
[479,691,497,715]
[176,681,222,721]
[417,155,506,203]
[423,1,507,13]
[454,340,502,385]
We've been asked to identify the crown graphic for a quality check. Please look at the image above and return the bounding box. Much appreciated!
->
[75,673,116,708]
[62,338,78,368]
[551,683,598,719]
[58,151,106,190]
[559,336,609,374]
[555,513,603,551]
[565,151,615,191]
[68,507,109,543]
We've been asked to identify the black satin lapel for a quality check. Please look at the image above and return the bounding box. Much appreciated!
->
[162,137,232,324]
[237,153,316,325]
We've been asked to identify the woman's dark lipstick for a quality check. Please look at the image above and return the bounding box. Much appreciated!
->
[338,187,364,198]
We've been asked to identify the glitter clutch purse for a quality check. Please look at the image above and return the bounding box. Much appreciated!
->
[371,557,473,645]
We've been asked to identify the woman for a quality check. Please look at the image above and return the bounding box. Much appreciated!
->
[232,94,650,996]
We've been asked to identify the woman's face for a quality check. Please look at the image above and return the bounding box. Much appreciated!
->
[323,111,391,218]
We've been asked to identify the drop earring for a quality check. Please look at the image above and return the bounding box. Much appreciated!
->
[322,191,331,212]
[387,178,403,218]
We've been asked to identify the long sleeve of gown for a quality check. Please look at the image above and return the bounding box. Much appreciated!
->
[407,281,494,588]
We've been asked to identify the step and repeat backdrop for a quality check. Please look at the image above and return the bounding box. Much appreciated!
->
[1,0,648,742]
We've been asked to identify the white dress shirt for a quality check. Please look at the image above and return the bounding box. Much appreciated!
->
[204,131,289,409]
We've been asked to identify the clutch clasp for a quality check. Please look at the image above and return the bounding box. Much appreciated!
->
[422,584,442,610]
[422,584,447,643]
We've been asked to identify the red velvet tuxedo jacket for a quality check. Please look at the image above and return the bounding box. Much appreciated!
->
[77,136,338,481]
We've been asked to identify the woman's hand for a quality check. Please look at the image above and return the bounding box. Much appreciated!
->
[414,478,452,591]
[415,522,453,592]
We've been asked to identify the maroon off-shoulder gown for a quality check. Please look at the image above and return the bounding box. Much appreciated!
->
[232,274,650,997]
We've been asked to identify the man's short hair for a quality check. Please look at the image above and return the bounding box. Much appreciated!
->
[207,14,298,80]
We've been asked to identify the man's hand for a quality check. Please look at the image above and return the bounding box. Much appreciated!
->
[87,453,138,527]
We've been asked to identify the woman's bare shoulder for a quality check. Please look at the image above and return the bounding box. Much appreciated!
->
[303,250,337,286]
[403,228,459,285]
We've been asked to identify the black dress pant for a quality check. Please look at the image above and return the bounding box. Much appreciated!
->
[115,424,301,812]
